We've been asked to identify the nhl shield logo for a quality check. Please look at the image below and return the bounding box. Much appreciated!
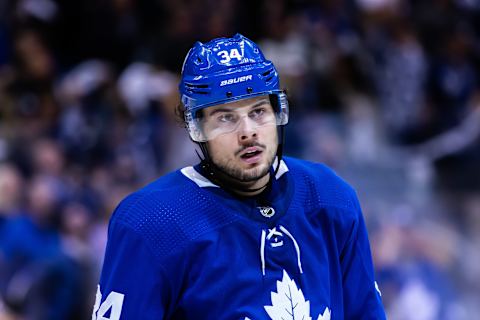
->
[258,206,275,218]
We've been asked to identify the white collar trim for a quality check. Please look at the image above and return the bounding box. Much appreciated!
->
[180,159,289,188]
[181,166,219,188]
[274,158,289,179]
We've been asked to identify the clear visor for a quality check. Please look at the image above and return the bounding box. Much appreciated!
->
[186,93,289,142]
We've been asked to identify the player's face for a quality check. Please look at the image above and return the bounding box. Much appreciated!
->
[203,96,278,183]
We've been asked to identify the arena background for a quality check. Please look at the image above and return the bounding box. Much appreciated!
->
[0,0,479,319]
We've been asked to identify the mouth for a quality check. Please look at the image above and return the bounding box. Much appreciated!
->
[239,147,263,164]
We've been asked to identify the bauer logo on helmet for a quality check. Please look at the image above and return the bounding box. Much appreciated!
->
[220,75,253,87]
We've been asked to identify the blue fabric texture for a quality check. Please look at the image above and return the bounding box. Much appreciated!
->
[97,157,386,319]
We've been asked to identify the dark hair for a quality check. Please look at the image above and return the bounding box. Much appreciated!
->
[174,102,187,128]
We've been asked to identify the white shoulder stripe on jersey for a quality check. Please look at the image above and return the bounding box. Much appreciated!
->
[181,166,219,188]
[274,159,289,180]
[181,159,289,188]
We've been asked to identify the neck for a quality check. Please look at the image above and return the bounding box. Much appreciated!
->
[200,161,271,197]
[223,172,271,197]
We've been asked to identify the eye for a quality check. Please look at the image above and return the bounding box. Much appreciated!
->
[217,113,236,123]
[250,107,265,119]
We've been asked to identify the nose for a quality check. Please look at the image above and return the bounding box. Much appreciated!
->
[237,117,257,142]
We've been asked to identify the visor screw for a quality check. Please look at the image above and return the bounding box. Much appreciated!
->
[226,91,233,97]
[247,87,253,93]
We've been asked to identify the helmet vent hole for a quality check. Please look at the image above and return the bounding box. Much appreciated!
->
[226,91,233,98]
[247,87,253,93]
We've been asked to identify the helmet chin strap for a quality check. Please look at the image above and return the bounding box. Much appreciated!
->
[196,126,285,196]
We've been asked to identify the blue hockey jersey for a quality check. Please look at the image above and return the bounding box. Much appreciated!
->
[93,157,386,319]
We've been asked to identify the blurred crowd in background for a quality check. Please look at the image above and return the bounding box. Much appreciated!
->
[0,0,479,319]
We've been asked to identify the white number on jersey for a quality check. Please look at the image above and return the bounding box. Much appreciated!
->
[217,48,243,63]
[92,285,125,320]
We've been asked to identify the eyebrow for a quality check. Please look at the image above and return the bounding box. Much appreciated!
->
[207,99,270,117]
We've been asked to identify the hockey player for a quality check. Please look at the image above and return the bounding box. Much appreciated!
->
[93,34,386,319]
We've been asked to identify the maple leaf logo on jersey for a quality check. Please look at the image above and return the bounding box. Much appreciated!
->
[244,270,331,320]
[317,307,331,320]
[262,270,331,320]
[264,270,311,319]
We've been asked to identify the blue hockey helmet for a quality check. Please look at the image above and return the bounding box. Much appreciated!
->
[179,34,289,142]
